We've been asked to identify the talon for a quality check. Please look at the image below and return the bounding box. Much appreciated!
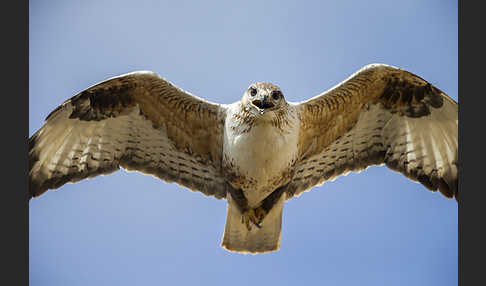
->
[241,209,260,231]
[254,206,268,225]
[246,216,252,231]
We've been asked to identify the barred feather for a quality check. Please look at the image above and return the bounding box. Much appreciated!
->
[287,64,458,200]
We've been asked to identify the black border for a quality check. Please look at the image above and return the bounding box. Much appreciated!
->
[458,1,483,286]
[4,0,28,285]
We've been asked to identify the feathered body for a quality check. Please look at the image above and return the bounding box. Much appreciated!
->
[221,91,300,252]
[223,100,299,206]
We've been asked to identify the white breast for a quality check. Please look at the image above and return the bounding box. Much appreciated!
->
[223,104,299,206]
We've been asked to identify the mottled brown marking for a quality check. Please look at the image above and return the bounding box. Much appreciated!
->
[378,70,444,117]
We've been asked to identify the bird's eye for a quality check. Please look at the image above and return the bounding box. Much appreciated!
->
[249,87,257,97]
[271,90,282,100]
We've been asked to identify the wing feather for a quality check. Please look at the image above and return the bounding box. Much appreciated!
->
[287,64,458,200]
[29,71,227,199]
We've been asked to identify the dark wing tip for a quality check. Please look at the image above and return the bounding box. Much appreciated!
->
[378,73,448,118]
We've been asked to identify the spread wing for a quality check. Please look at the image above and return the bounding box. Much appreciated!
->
[29,71,227,200]
[287,64,458,201]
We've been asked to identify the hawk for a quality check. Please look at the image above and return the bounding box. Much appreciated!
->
[29,63,458,253]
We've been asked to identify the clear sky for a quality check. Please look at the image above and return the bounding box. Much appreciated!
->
[29,0,457,285]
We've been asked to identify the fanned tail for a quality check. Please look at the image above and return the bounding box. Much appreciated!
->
[221,195,285,254]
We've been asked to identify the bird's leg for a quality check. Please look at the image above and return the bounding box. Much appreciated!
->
[226,184,261,231]
[253,207,267,225]
[241,208,261,231]
[254,183,289,225]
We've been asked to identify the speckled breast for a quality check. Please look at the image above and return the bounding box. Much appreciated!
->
[222,109,299,206]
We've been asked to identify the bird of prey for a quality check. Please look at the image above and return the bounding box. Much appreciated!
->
[29,63,458,253]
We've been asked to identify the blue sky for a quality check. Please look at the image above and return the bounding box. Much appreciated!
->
[29,1,457,285]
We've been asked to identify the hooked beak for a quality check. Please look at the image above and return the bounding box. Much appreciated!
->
[251,96,274,114]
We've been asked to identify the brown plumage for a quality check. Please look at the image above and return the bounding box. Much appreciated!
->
[29,71,226,199]
[290,64,457,200]
[29,63,458,253]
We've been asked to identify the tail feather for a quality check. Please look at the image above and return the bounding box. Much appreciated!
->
[221,195,285,254]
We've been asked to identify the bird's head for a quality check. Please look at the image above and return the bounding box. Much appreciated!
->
[242,82,287,116]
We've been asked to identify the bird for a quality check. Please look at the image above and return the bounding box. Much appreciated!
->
[29,63,458,254]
